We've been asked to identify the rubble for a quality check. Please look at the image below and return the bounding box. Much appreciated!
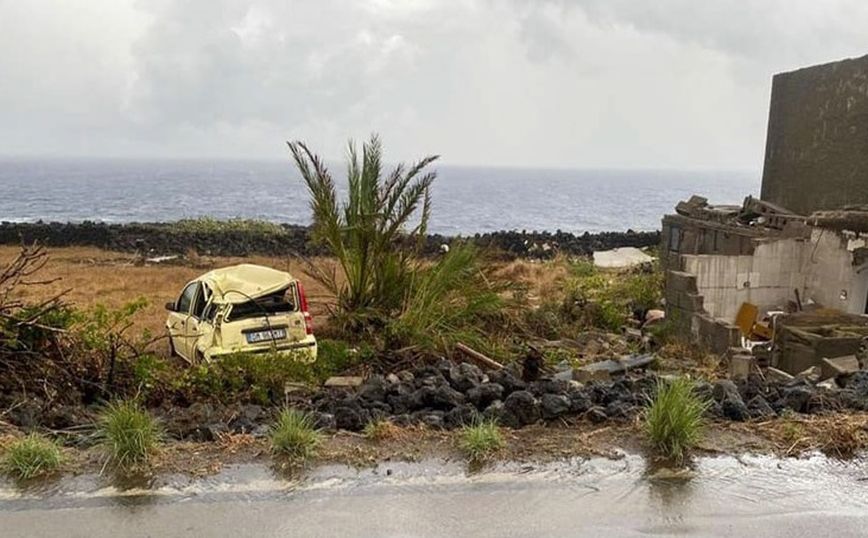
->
[573,353,656,382]
[592,247,654,269]
[821,356,861,380]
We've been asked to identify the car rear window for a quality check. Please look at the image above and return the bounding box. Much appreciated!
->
[225,286,297,322]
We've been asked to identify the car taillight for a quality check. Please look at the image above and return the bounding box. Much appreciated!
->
[297,281,314,335]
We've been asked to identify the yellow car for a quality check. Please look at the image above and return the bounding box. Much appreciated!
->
[165,264,317,363]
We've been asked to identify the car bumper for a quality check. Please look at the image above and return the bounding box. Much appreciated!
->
[202,336,318,363]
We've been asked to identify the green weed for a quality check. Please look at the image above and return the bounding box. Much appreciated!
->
[644,377,709,463]
[97,400,162,467]
[458,419,504,461]
[270,409,321,459]
[1,434,62,480]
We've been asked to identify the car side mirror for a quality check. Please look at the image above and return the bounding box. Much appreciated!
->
[165,301,176,312]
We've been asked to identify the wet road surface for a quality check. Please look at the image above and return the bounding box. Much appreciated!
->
[2,455,867,537]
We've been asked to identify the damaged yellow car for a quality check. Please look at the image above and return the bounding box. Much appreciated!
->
[165,264,316,362]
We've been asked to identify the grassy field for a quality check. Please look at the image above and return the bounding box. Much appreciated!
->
[0,246,341,340]
[0,245,573,348]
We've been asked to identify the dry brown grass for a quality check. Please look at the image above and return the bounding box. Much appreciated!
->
[1,246,573,346]
[492,256,572,306]
[0,245,337,342]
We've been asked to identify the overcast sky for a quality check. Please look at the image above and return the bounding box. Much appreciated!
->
[1,0,867,170]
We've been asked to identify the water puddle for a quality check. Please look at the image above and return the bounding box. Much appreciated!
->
[2,454,868,537]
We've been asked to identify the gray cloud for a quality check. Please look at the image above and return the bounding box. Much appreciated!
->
[1,0,867,169]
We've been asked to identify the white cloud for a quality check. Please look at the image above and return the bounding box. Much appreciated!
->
[0,0,867,169]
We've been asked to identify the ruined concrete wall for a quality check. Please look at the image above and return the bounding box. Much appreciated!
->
[664,270,740,353]
[761,54,868,214]
[802,229,868,314]
[681,238,806,321]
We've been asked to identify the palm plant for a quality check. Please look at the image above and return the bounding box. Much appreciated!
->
[289,135,504,351]
[288,135,438,324]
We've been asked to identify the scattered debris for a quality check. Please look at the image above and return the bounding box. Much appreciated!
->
[455,342,504,371]
[574,353,656,382]
[765,367,794,383]
[821,355,861,380]
[592,247,654,269]
[324,376,364,388]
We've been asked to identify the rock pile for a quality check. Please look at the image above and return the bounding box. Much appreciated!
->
[310,360,659,431]
[0,221,660,260]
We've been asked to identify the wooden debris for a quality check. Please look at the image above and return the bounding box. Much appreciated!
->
[323,376,364,388]
[455,342,504,370]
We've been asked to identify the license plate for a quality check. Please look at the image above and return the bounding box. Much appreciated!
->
[246,328,287,344]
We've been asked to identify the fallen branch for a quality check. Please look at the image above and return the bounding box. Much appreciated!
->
[455,342,503,370]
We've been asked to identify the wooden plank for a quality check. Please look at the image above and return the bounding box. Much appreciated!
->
[455,342,504,370]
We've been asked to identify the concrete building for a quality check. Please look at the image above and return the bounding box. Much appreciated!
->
[761,54,868,215]
[661,54,868,372]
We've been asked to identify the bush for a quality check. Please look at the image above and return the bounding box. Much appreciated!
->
[387,244,504,351]
[1,434,62,480]
[270,409,321,459]
[458,419,504,461]
[645,377,709,463]
[97,400,162,467]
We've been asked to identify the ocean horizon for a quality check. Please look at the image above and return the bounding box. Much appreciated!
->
[0,157,759,235]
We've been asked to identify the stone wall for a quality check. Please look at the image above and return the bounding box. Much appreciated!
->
[761,54,868,214]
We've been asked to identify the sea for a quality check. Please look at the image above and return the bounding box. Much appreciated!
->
[0,158,759,235]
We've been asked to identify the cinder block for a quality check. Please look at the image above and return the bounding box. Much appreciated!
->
[667,271,698,294]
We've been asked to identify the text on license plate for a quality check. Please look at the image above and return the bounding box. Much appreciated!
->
[246,328,287,344]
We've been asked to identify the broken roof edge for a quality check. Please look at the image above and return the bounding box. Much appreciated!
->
[807,209,868,233]
[200,263,295,304]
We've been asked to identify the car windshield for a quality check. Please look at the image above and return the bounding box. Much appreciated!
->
[225,286,296,322]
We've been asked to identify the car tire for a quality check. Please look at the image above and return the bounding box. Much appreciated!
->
[167,333,177,357]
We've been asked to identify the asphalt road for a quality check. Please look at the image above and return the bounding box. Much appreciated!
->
[2,456,867,537]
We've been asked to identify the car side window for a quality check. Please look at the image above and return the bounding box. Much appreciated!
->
[191,284,207,320]
[177,282,198,314]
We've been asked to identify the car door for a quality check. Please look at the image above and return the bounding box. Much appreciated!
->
[168,281,198,361]
[184,283,210,360]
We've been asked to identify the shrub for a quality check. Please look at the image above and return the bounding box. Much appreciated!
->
[1,434,62,480]
[97,400,162,467]
[270,409,321,459]
[69,298,156,399]
[645,377,709,463]
[387,244,504,350]
[173,217,286,235]
[458,419,504,461]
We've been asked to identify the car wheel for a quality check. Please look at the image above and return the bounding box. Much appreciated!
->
[167,333,177,357]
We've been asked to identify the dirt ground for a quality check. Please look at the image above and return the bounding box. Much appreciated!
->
[0,246,340,341]
[0,245,569,344]
[5,413,865,482]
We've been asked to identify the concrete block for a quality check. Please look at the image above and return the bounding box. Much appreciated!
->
[820,355,861,380]
[729,355,756,380]
[667,271,698,294]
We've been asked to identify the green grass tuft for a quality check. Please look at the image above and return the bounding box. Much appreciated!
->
[645,377,709,463]
[458,419,505,461]
[1,434,62,480]
[270,409,321,459]
[97,400,162,467]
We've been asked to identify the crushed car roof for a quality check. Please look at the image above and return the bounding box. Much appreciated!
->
[198,264,294,304]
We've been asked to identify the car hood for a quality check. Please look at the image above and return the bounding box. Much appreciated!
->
[199,264,294,304]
